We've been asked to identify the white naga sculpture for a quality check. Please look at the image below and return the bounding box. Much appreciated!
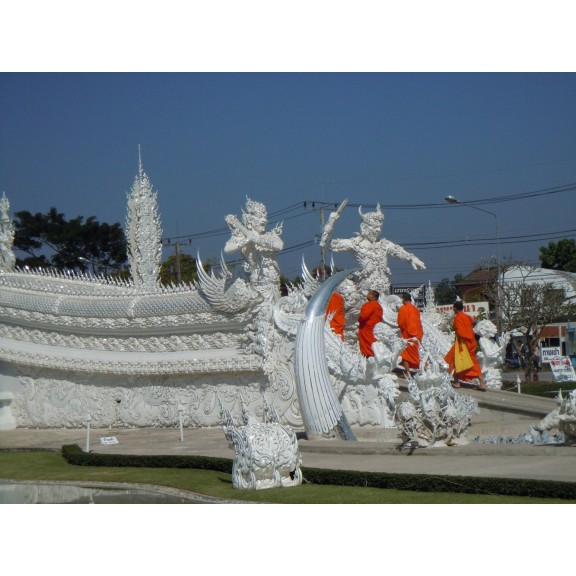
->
[220,400,302,490]
[474,319,511,390]
[321,202,426,312]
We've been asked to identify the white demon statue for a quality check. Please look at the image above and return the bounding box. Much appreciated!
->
[220,399,302,490]
[320,202,425,312]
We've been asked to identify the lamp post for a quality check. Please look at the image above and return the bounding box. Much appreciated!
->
[444,195,501,327]
[78,256,97,275]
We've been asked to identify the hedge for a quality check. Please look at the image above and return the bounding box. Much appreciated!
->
[61,444,576,501]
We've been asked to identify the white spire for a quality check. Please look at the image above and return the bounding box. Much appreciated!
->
[125,152,163,291]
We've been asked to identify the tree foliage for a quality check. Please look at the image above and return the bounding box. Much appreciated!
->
[482,265,571,380]
[540,238,576,272]
[434,274,462,305]
[13,208,127,274]
[158,253,217,286]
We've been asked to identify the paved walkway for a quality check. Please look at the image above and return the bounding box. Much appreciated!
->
[1,426,575,483]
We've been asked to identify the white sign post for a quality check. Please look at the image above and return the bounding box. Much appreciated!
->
[549,356,576,382]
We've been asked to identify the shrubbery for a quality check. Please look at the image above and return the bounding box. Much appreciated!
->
[61,444,576,501]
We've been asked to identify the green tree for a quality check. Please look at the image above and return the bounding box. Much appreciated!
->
[13,208,127,274]
[159,253,213,286]
[482,265,571,380]
[434,274,462,305]
[540,238,576,272]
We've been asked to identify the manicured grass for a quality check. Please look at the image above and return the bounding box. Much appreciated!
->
[501,378,575,397]
[1,451,574,504]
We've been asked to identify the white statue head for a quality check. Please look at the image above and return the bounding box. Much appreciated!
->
[358,204,383,241]
[242,197,267,233]
[474,319,497,338]
[337,278,355,299]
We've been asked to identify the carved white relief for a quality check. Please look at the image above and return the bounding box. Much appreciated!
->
[10,371,301,430]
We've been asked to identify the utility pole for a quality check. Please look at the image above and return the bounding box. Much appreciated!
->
[175,241,181,284]
[304,200,329,281]
[319,205,326,280]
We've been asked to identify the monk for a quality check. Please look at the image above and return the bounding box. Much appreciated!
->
[397,292,423,374]
[444,300,486,391]
[358,289,383,357]
[325,291,345,340]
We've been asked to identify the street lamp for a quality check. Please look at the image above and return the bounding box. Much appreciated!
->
[78,256,97,275]
[444,195,501,327]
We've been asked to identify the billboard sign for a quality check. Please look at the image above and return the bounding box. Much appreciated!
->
[541,347,562,364]
[435,301,490,319]
[549,356,576,382]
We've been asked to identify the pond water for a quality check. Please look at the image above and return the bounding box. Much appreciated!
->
[0,482,201,504]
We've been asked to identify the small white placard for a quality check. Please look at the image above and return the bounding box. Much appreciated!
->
[549,356,576,382]
[99,436,119,445]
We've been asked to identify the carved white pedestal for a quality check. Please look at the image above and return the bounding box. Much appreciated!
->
[0,392,16,430]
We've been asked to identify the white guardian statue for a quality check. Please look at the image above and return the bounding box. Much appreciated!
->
[321,203,426,312]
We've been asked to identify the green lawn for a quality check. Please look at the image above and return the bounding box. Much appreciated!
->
[1,451,574,504]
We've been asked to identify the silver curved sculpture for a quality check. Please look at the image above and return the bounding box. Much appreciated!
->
[294,268,358,440]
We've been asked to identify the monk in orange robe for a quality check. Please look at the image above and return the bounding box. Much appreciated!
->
[444,300,486,390]
[326,291,345,340]
[358,290,383,357]
[397,292,423,373]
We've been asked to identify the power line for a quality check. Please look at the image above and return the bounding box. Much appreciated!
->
[161,180,575,245]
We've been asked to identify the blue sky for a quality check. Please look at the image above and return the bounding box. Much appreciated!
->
[2,72,576,286]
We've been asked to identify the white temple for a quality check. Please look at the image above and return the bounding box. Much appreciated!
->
[0,162,514,446]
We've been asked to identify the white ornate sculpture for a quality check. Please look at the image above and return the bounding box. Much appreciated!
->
[530,389,576,445]
[224,197,283,292]
[0,193,16,272]
[396,352,479,447]
[220,401,302,490]
[294,270,357,439]
[322,203,426,311]
[474,319,511,390]
[0,162,508,441]
[125,155,163,290]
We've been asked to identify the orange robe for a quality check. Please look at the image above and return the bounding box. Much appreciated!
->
[325,292,345,340]
[358,300,383,357]
[397,301,423,370]
[444,310,482,380]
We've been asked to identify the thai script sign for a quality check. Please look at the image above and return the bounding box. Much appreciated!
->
[390,286,425,308]
[435,301,490,319]
[549,356,576,382]
[541,347,562,364]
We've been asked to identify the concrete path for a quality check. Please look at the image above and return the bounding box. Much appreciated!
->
[2,426,575,484]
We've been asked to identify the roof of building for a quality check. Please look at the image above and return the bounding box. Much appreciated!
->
[455,267,498,286]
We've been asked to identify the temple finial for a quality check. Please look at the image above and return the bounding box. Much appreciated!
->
[138,144,143,178]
